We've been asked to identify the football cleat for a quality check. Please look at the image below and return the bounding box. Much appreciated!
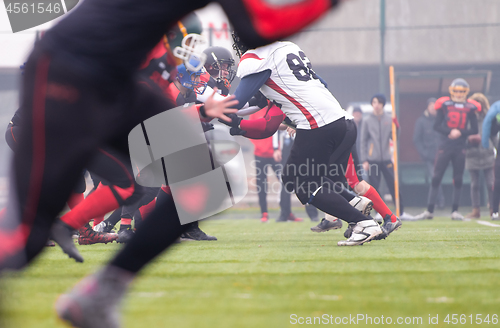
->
[117,229,135,244]
[93,220,114,233]
[349,196,373,216]
[310,216,342,232]
[56,267,132,328]
[373,215,402,240]
[343,222,356,239]
[287,213,303,222]
[337,219,382,246]
[399,212,418,221]
[492,212,500,221]
[451,211,464,221]
[78,226,118,245]
[180,222,217,241]
[414,210,434,220]
[51,220,84,263]
[46,240,56,247]
[260,212,269,223]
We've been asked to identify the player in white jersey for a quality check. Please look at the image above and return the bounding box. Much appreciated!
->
[223,36,382,246]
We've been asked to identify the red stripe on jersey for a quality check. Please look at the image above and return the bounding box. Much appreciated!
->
[265,78,318,129]
[239,53,263,63]
[467,99,481,112]
[435,96,450,111]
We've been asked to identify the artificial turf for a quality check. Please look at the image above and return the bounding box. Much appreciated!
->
[1,210,500,328]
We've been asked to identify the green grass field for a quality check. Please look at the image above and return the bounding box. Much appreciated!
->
[1,209,500,328]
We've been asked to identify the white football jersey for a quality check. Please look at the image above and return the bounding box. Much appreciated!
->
[237,41,346,130]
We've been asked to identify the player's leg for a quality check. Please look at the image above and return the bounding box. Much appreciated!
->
[450,148,466,220]
[56,189,190,328]
[415,148,452,220]
[254,155,270,221]
[0,49,112,269]
[284,118,380,245]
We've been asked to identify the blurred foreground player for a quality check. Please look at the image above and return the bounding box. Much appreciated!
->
[0,1,350,327]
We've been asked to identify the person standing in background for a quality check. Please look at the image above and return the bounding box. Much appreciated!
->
[360,94,411,220]
[413,98,445,209]
[465,93,495,218]
[273,128,319,222]
[415,79,479,221]
[352,106,363,153]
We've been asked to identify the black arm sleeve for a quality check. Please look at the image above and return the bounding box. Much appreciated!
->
[433,109,452,136]
[233,70,272,110]
[462,111,478,138]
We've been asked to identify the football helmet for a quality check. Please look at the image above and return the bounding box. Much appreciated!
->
[164,12,206,69]
[203,46,236,87]
[176,60,208,95]
[165,12,203,52]
[231,31,249,58]
[449,78,470,102]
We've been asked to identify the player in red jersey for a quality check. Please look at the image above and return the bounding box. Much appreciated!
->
[415,78,479,221]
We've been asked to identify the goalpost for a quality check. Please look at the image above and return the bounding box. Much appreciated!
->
[389,66,400,216]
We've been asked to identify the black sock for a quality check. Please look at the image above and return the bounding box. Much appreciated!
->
[310,186,367,223]
[104,208,122,228]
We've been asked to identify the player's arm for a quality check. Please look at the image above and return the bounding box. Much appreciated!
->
[233,70,272,110]
[220,104,285,139]
[461,109,478,138]
[433,106,452,136]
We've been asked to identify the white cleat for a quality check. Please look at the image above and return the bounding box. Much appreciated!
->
[414,210,433,220]
[349,196,373,216]
[451,211,464,221]
[492,212,500,221]
[337,219,382,246]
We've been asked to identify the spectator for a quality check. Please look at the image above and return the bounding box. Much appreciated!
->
[465,93,495,218]
[360,94,411,220]
[352,106,363,152]
[413,97,445,209]
[250,111,303,223]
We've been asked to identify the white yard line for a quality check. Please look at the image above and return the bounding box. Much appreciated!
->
[476,220,500,228]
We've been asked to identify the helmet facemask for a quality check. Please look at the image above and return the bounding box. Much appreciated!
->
[173,34,207,72]
[448,78,470,103]
[176,60,208,95]
[208,54,236,88]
